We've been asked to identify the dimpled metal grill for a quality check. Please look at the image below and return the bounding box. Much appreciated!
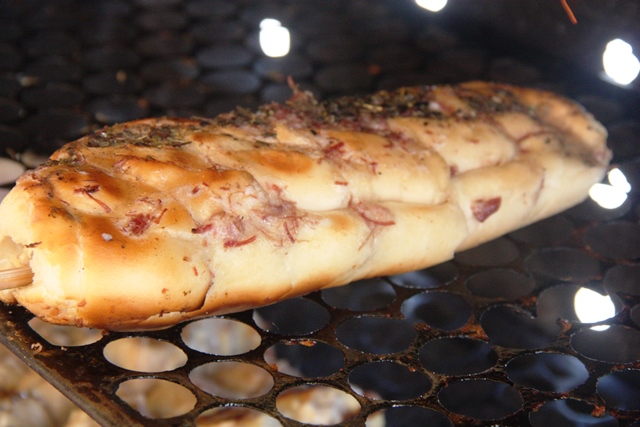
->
[1,0,640,426]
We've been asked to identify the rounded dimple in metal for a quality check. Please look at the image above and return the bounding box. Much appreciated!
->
[597,369,640,411]
[525,248,601,282]
[190,361,274,399]
[349,360,432,400]
[321,278,396,311]
[536,284,586,324]
[505,353,589,392]
[529,399,618,427]
[389,261,459,289]
[336,316,416,354]
[438,379,523,421]
[116,378,197,419]
[402,292,472,331]
[267,341,344,377]
[181,317,261,356]
[465,268,535,299]
[570,325,640,364]
[480,305,561,349]
[585,221,640,261]
[455,237,520,267]
[419,337,497,376]
[253,297,330,335]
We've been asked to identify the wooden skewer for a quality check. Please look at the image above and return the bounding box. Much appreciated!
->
[0,266,33,290]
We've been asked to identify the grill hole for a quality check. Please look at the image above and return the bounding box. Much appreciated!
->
[525,248,601,282]
[276,385,360,425]
[253,297,329,335]
[596,369,640,411]
[419,337,497,376]
[116,378,196,419]
[103,337,186,372]
[181,317,261,356]
[321,278,396,311]
[28,317,102,347]
[195,406,281,426]
[529,399,617,427]
[480,305,561,349]
[266,340,344,377]
[336,316,415,354]
[571,325,640,363]
[189,361,273,399]
[349,361,431,400]
[506,353,588,392]
[454,237,520,267]
[438,379,522,421]
[465,268,535,299]
[402,291,471,331]
[368,406,453,427]
[389,261,458,289]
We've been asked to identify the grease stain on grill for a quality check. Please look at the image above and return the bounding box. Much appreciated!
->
[276,385,360,425]
[195,406,281,427]
[349,361,431,400]
[253,297,329,335]
[455,237,520,267]
[596,369,640,411]
[525,248,601,282]
[480,305,561,349]
[389,261,458,289]
[336,316,415,354]
[28,317,102,347]
[321,278,396,311]
[438,379,523,421]
[369,406,453,427]
[529,399,618,427]
[190,361,273,399]
[585,221,640,260]
[267,340,344,377]
[571,325,640,364]
[116,378,197,419]
[103,337,187,372]
[465,268,535,299]
[506,353,588,392]
[419,337,497,376]
[402,292,471,331]
[181,317,261,355]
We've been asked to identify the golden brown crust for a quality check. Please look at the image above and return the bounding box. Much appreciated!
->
[0,82,611,330]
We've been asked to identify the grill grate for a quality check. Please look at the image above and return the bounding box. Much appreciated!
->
[1,198,640,426]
